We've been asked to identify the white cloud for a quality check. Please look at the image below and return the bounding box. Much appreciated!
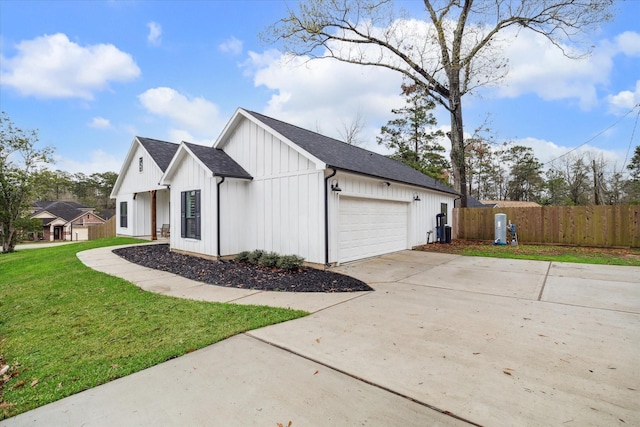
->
[168,129,211,146]
[219,36,243,55]
[512,137,623,169]
[615,31,640,57]
[0,33,140,100]
[493,29,611,109]
[608,80,640,112]
[138,87,224,142]
[147,22,162,46]
[53,150,123,174]
[244,49,410,152]
[88,116,112,129]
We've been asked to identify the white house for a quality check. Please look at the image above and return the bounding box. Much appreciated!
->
[110,137,178,239]
[113,108,459,265]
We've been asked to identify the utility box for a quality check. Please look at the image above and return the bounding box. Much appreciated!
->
[495,213,507,244]
[436,213,447,243]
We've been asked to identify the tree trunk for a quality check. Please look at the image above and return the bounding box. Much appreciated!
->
[448,86,468,207]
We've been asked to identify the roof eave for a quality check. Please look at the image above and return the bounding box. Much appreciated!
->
[327,166,460,196]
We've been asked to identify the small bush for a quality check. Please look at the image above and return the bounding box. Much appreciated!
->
[277,255,305,271]
[236,251,251,262]
[247,249,264,264]
[259,251,280,268]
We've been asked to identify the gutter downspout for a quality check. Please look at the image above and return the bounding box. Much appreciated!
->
[324,168,337,266]
[216,176,225,259]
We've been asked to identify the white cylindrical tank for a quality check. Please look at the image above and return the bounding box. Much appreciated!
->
[495,213,507,244]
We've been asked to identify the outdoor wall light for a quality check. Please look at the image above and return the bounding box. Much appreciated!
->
[384,181,391,187]
[331,179,342,192]
[413,193,421,201]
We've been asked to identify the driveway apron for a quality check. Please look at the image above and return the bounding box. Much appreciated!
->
[251,251,640,426]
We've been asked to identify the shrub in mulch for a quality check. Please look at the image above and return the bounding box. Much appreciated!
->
[113,244,372,293]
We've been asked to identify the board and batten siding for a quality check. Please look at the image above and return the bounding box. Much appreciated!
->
[115,142,169,237]
[168,154,218,257]
[327,172,456,263]
[219,118,325,263]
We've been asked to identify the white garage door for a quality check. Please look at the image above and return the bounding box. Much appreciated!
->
[338,197,409,263]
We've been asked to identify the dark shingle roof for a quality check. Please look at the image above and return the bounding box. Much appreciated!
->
[184,142,252,180]
[244,110,458,195]
[138,137,179,172]
[32,201,92,222]
[465,195,493,208]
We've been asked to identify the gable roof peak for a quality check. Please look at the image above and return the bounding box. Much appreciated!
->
[241,109,459,195]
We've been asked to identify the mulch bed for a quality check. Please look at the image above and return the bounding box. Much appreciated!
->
[113,244,372,293]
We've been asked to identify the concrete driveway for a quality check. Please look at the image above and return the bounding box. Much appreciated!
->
[3,249,639,426]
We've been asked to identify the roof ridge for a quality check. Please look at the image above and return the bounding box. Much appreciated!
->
[245,109,382,155]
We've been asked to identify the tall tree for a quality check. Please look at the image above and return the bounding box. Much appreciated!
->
[503,145,544,202]
[625,145,640,204]
[377,83,449,181]
[0,113,54,253]
[550,153,592,205]
[337,108,366,146]
[33,169,73,201]
[265,0,614,206]
[541,168,569,206]
[464,135,499,200]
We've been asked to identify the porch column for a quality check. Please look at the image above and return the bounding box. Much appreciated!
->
[151,190,157,240]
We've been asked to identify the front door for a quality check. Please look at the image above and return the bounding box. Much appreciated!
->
[54,226,63,240]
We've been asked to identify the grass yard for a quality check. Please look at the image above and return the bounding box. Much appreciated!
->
[416,239,640,266]
[0,238,308,420]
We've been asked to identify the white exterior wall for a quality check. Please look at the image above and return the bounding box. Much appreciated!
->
[219,119,325,263]
[118,143,166,194]
[156,189,171,231]
[114,142,170,237]
[168,154,218,257]
[115,194,133,236]
[327,172,457,264]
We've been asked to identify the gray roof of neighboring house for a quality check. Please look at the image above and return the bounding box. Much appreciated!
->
[465,195,494,208]
[184,142,252,180]
[32,201,95,222]
[245,110,459,196]
[138,137,180,172]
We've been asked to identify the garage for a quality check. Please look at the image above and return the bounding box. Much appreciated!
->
[338,197,409,263]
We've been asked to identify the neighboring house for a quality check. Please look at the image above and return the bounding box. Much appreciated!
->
[110,137,179,239]
[113,108,460,265]
[481,200,541,208]
[30,201,106,241]
[455,195,493,208]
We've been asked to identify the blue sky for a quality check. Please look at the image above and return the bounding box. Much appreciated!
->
[1,0,639,177]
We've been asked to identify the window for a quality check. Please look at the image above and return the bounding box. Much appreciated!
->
[120,202,128,228]
[440,202,448,224]
[139,157,143,172]
[181,190,201,239]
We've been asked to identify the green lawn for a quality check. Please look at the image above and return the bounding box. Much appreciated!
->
[0,238,308,420]
[417,240,640,266]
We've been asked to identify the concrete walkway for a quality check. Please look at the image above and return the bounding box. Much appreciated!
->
[14,241,80,250]
[3,246,639,426]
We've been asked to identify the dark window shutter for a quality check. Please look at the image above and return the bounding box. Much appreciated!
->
[181,191,186,238]
[195,190,201,240]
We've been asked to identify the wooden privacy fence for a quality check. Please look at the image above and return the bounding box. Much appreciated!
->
[88,216,116,240]
[454,205,640,248]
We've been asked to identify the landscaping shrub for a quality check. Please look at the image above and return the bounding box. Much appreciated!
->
[235,251,251,262]
[236,250,306,271]
[259,251,280,268]
[247,249,264,264]
[277,255,305,271]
